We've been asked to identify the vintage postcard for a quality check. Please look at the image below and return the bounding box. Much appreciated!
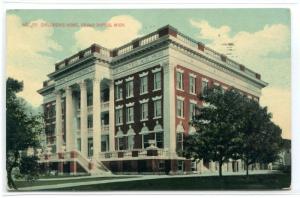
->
[6,9,291,191]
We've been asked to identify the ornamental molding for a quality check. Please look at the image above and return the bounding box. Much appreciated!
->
[189,73,197,78]
[112,49,168,78]
[125,76,134,82]
[176,95,184,101]
[189,99,197,104]
[152,95,162,101]
[139,71,149,77]
[115,80,123,85]
[55,65,95,91]
[115,105,124,109]
[139,98,149,104]
[125,102,135,107]
[152,67,162,73]
[176,68,184,73]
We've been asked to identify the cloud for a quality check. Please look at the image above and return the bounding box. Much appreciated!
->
[6,14,62,107]
[260,87,291,139]
[73,15,142,50]
[190,19,291,139]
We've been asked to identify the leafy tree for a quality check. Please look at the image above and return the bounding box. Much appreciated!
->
[238,99,283,175]
[6,77,43,189]
[184,86,245,176]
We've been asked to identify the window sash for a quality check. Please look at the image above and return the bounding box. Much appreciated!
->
[176,72,183,90]
[126,107,134,122]
[140,76,148,94]
[154,72,161,90]
[116,109,123,124]
[189,76,196,94]
[116,85,123,100]
[126,81,133,97]
[141,103,148,120]
[177,100,184,117]
[154,100,162,117]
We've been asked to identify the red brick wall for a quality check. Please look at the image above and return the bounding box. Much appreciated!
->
[114,65,164,149]
[174,64,259,136]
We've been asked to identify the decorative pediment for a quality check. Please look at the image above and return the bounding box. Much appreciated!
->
[176,121,185,133]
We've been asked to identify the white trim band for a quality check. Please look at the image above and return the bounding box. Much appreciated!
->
[125,102,135,107]
[139,71,149,77]
[125,76,134,82]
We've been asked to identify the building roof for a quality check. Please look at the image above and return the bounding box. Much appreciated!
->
[38,24,268,94]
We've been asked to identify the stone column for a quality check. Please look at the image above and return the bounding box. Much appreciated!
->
[163,62,176,157]
[65,86,75,152]
[93,78,101,160]
[109,81,115,152]
[55,91,62,153]
[79,81,88,158]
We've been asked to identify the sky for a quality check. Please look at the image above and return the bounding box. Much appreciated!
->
[6,9,291,139]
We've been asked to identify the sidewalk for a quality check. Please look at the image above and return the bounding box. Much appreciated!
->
[18,170,277,191]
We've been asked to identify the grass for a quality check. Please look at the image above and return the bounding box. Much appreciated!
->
[50,173,291,191]
[15,176,134,188]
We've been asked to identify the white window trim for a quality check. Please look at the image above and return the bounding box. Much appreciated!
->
[116,123,123,127]
[202,78,209,82]
[189,76,196,95]
[139,99,149,104]
[190,99,197,104]
[152,67,161,73]
[176,68,184,73]
[176,95,185,101]
[222,85,228,90]
[153,116,162,120]
[177,99,184,119]
[152,95,162,101]
[115,105,124,109]
[139,71,149,77]
[214,82,220,86]
[125,102,135,107]
[115,80,123,85]
[125,76,134,82]
[189,73,197,78]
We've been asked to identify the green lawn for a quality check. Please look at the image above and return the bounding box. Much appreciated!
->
[15,176,134,188]
[51,173,291,191]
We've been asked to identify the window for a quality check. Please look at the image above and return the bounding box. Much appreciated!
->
[176,133,183,151]
[189,103,197,121]
[154,100,162,118]
[176,71,183,90]
[189,76,196,94]
[87,93,93,106]
[118,137,126,150]
[201,80,208,96]
[141,103,148,120]
[156,132,164,148]
[143,134,150,149]
[116,108,123,125]
[140,76,148,94]
[126,80,133,98]
[153,72,161,90]
[128,135,135,150]
[115,84,123,100]
[177,99,184,118]
[88,138,93,157]
[87,115,93,128]
[126,107,134,123]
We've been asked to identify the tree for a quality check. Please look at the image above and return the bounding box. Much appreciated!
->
[238,99,283,176]
[183,86,245,176]
[6,77,43,189]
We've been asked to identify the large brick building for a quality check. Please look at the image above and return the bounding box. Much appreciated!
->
[37,25,267,175]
